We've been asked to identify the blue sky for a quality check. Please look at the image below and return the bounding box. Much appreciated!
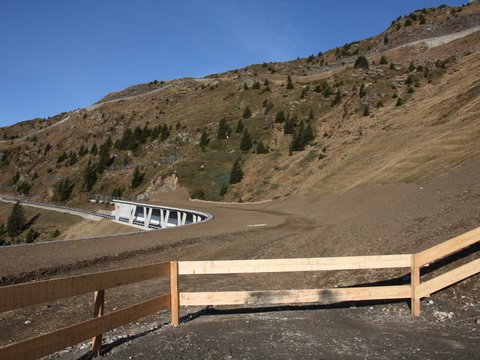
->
[0,0,466,127]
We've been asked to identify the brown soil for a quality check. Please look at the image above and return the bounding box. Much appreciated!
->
[0,158,479,358]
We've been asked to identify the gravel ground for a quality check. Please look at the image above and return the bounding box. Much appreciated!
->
[1,159,480,359]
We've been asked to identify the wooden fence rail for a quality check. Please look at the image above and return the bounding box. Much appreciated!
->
[0,262,171,360]
[0,227,479,359]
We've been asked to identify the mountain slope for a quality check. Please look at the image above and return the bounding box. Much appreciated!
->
[0,2,479,207]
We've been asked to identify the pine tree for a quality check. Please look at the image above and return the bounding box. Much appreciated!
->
[43,143,52,156]
[78,144,88,157]
[68,151,78,166]
[240,129,253,151]
[331,90,342,106]
[286,75,294,89]
[275,110,286,123]
[25,227,39,243]
[303,123,315,144]
[380,55,388,64]
[300,87,307,98]
[236,119,244,134]
[383,34,389,45]
[284,116,295,134]
[363,105,370,116]
[216,118,231,139]
[308,110,315,122]
[219,184,228,196]
[53,178,74,202]
[256,140,269,154]
[7,202,26,237]
[160,124,170,140]
[354,55,369,70]
[118,128,133,150]
[97,138,112,174]
[290,122,306,152]
[199,128,209,150]
[229,158,244,184]
[90,143,98,155]
[112,187,124,199]
[359,83,366,98]
[243,106,252,119]
[83,159,97,192]
[10,171,20,185]
[130,167,145,189]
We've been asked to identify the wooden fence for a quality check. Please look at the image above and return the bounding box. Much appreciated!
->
[1,227,479,359]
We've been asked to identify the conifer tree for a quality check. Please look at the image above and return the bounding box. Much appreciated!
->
[290,122,306,152]
[97,138,112,174]
[130,167,145,189]
[359,83,366,98]
[160,124,170,140]
[199,128,209,150]
[256,140,269,154]
[219,184,228,196]
[90,143,98,155]
[303,123,315,144]
[216,118,231,139]
[275,110,286,123]
[354,55,369,70]
[43,143,52,156]
[284,116,295,134]
[380,55,388,64]
[7,202,26,237]
[25,227,39,243]
[236,119,244,134]
[10,171,20,185]
[53,178,74,202]
[83,159,97,192]
[332,89,342,106]
[286,75,294,89]
[363,105,370,116]
[229,158,244,184]
[118,128,133,150]
[240,129,253,151]
[243,106,252,119]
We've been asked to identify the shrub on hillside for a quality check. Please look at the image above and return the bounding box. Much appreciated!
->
[130,167,145,189]
[286,76,294,89]
[229,158,244,184]
[53,178,74,203]
[7,202,26,237]
[243,106,252,119]
[354,56,369,70]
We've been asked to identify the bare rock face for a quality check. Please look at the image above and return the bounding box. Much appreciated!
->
[137,174,179,201]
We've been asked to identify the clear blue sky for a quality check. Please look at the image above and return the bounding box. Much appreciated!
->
[0,0,466,127]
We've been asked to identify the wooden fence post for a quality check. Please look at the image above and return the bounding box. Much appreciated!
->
[170,261,179,326]
[411,255,420,317]
[92,290,105,356]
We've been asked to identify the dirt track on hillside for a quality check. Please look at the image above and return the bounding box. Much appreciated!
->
[0,159,479,358]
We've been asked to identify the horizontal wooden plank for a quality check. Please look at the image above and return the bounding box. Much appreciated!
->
[416,227,480,267]
[179,286,411,306]
[0,262,170,312]
[0,293,170,360]
[417,258,480,298]
[178,255,412,275]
